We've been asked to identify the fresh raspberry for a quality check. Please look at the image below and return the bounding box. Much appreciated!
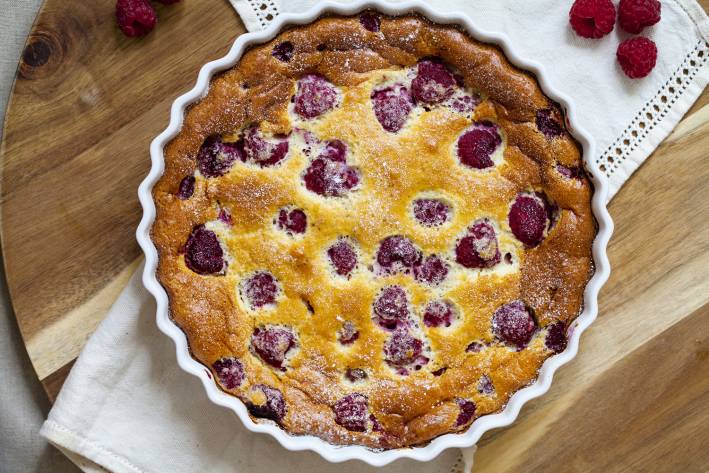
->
[116,0,157,37]
[569,0,616,39]
[619,0,661,34]
[617,37,658,79]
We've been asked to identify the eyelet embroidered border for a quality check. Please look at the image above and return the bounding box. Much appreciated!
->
[247,0,280,28]
[598,40,709,178]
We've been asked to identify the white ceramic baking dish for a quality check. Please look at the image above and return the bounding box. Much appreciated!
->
[136,0,613,466]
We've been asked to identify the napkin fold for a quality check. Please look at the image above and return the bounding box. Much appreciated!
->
[42,1,709,472]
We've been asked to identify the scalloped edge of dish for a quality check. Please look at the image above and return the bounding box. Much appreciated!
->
[136,0,613,466]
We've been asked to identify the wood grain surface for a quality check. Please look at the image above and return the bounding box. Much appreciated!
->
[1,0,245,394]
[1,1,707,472]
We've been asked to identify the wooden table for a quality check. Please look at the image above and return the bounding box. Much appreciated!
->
[1,1,707,471]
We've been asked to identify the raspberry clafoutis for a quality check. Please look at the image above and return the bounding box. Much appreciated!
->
[150,11,596,449]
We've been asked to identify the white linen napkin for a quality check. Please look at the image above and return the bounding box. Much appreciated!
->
[41,1,709,472]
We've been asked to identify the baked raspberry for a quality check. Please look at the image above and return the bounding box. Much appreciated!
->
[303,141,360,197]
[457,122,502,169]
[477,375,495,396]
[619,0,661,34]
[276,207,307,234]
[411,59,457,104]
[197,136,242,178]
[450,94,480,114]
[455,399,476,426]
[217,207,232,225]
[617,37,658,79]
[373,286,409,330]
[545,321,568,353]
[371,84,413,133]
[184,225,225,275]
[466,341,485,353]
[423,300,456,328]
[509,193,549,247]
[334,393,369,432]
[319,139,347,162]
[376,236,422,273]
[569,0,616,39]
[294,74,338,119]
[272,41,294,62]
[492,300,537,349]
[242,127,289,167]
[413,198,450,226]
[345,368,367,382]
[338,321,360,345]
[359,12,381,32]
[455,219,501,269]
[212,357,244,389]
[384,330,426,369]
[247,384,286,422]
[557,163,583,179]
[432,367,447,376]
[536,109,564,139]
[242,272,280,309]
[414,255,449,286]
[116,0,157,37]
[327,239,357,277]
[251,326,296,370]
[177,175,195,200]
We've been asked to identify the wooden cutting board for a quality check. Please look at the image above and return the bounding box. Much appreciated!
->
[1,1,707,471]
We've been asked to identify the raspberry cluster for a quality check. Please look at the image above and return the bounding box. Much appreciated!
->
[569,0,661,79]
[115,0,181,37]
